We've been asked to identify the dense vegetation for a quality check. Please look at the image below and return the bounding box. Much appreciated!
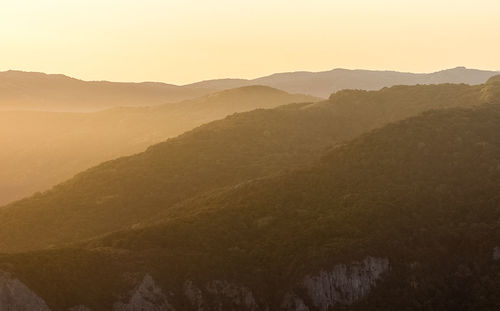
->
[0,86,316,205]
[4,102,500,310]
[92,103,500,280]
[1,82,496,253]
[2,81,499,253]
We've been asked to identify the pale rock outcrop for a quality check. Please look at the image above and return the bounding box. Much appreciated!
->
[184,279,261,311]
[113,274,175,311]
[183,280,207,311]
[69,305,92,311]
[206,280,259,311]
[301,257,389,311]
[184,258,388,311]
[493,246,500,260]
[280,293,310,311]
[0,271,52,311]
[0,256,389,311]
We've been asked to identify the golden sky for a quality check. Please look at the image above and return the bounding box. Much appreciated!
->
[1,0,499,84]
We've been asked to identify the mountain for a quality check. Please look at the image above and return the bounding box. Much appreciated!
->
[1,80,499,253]
[0,86,317,205]
[187,67,500,98]
[3,102,500,310]
[0,70,213,111]
[2,67,498,111]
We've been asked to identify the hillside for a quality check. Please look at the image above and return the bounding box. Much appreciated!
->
[2,67,498,111]
[0,70,213,111]
[4,103,500,310]
[1,81,498,253]
[188,67,499,98]
[0,86,317,205]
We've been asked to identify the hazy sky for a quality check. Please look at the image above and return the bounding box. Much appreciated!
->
[1,0,499,84]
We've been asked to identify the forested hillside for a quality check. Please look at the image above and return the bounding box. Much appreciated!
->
[4,103,500,310]
[0,86,316,205]
[1,80,498,253]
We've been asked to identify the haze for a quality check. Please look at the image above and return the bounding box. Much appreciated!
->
[4,0,500,309]
[1,0,499,84]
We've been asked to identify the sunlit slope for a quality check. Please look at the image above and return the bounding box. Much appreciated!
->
[1,81,498,253]
[5,104,500,310]
[0,86,317,205]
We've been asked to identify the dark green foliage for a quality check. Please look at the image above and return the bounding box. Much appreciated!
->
[4,103,500,310]
[0,83,493,253]
[481,75,500,103]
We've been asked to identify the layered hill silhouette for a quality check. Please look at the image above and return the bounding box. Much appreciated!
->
[0,86,316,205]
[1,78,499,253]
[4,100,500,310]
[1,67,498,111]
[0,70,216,111]
[188,66,499,98]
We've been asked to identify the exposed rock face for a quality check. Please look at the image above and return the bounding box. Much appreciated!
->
[493,247,500,260]
[0,271,52,311]
[300,257,389,311]
[206,280,260,311]
[0,257,388,311]
[184,279,261,311]
[113,274,175,311]
[280,293,310,311]
[184,257,388,311]
[184,280,208,311]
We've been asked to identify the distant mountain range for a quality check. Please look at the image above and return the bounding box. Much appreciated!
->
[1,67,498,111]
[0,70,211,111]
[188,67,500,98]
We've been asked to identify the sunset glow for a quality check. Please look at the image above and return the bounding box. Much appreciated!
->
[1,0,499,84]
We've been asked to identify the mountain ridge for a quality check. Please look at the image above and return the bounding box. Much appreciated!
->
[0,85,317,205]
[2,67,498,111]
[186,67,500,98]
[0,70,211,111]
[1,80,498,253]
[4,102,500,310]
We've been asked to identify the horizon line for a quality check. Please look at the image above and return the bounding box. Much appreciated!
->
[1,66,499,87]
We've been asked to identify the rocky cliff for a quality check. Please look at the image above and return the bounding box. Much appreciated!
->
[298,257,390,311]
[113,274,175,311]
[0,257,389,311]
[0,271,51,311]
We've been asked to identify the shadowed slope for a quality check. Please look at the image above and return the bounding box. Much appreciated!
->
[4,104,500,310]
[0,82,497,253]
